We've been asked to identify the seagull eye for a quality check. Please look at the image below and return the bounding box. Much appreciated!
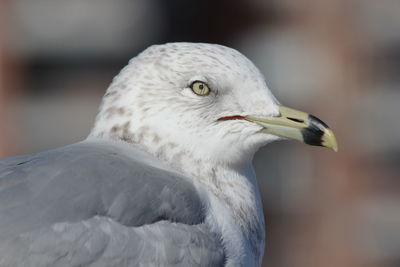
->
[190,81,210,96]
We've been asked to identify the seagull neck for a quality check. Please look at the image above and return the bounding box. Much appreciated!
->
[173,155,265,267]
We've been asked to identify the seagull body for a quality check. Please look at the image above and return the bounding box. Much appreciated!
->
[0,43,337,266]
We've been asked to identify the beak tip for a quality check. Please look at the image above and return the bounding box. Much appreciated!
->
[322,129,338,152]
[332,145,339,152]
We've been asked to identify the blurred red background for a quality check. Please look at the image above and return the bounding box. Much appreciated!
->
[1,1,399,266]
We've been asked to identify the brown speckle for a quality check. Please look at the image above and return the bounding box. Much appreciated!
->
[117,107,126,115]
[110,126,120,133]
[123,121,130,130]
[121,133,134,143]
[152,134,161,144]
[156,145,166,158]
[167,142,177,149]
[171,151,185,170]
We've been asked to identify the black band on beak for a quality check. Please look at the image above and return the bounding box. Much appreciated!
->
[301,115,330,147]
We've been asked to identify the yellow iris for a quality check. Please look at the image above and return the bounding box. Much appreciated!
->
[190,81,210,96]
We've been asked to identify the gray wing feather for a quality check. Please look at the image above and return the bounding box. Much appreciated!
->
[0,140,225,266]
[0,218,224,267]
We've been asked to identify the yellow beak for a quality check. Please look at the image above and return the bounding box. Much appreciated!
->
[245,105,338,152]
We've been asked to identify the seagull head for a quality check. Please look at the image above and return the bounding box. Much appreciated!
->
[90,43,337,167]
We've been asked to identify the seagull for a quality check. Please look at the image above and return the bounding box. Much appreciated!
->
[0,43,337,267]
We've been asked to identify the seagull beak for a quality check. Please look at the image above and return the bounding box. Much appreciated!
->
[245,105,338,152]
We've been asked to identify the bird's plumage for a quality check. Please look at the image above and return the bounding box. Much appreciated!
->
[0,139,225,266]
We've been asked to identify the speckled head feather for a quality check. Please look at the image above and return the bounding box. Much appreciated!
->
[90,43,279,168]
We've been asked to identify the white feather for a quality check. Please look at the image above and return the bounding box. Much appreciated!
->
[89,42,281,266]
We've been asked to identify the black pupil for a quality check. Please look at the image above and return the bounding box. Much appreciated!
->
[198,84,204,90]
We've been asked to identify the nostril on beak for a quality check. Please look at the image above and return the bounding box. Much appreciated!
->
[287,117,304,123]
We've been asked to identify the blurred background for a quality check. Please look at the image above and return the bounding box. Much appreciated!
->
[1,0,399,266]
